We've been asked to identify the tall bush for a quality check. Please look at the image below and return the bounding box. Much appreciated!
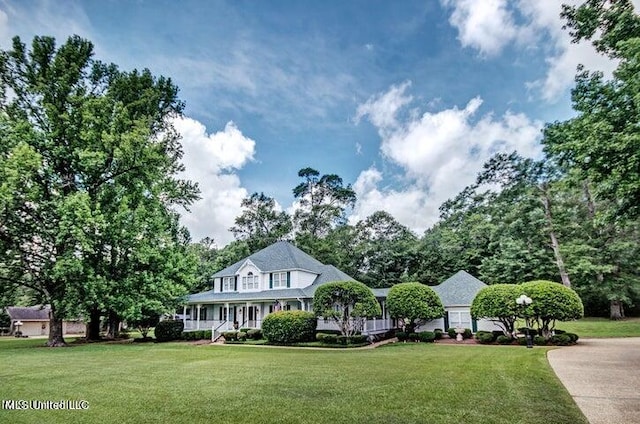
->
[262,310,317,344]
[387,282,444,333]
[313,281,381,336]
[471,284,523,336]
[154,320,184,342]
[520,280,584,339]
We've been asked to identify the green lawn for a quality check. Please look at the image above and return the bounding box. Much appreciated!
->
[557,317,640,338]
[0,338,586,424]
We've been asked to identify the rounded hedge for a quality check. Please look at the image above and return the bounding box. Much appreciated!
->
[520,281,584,323]
[387,282,444,329]
[418,331,436,343]
[154,320,184,342]
[475,331,494,344]
[262,310,317,344]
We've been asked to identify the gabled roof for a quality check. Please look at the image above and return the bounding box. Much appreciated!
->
[6,305,50,321]
[431,270,486,306]
[212,241,327,278]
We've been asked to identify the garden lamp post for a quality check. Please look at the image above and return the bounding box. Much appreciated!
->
[516,294,533,348]
[14,320,23,337]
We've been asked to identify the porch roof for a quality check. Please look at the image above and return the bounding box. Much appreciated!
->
[187,287,309,304]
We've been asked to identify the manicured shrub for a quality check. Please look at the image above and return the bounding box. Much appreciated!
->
[350,334,368,344]
[203,330,212,340]
[247,329,262,340]
[155,320,184,342]
[553,329,566,334]
[520,281,584,339]
[237,331,247,341]
[471,284,524,336]
[518,337,528,346]
[387,282,445,333]
[549,334,572,346]
[462,328,472,339]
[492,330,505,341]
[418,331,436,343]
[396,331,408,341]
[313,281,381,336]
[534,335,547,346]
[434,329,443,340]
[262,310,317,344]
[408,332,419,342]
[447,328,457,339]
[323,334,338,344]
[336,335,349,345]
[222,331,237,341]
[496,335,513,345]
[240,327,251,333]
[565,332,579,343]
[475,331,494,344]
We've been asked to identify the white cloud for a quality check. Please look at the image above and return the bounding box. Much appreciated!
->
[442,0,640,101]
[441,0,519,57]
[353,83,543,233]
[355,80,413,130]
[173,117,256,245]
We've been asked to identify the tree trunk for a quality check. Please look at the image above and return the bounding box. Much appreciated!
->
[105,310,120,339]
[85,306,102,341]
[610,300,625,320]
[540,187,572,287]
[47,310,66,347]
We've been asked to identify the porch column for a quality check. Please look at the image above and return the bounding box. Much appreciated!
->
[225,302,230,330]
[196,304,201,330]
[182,305,187,328]
[246,302,250,327]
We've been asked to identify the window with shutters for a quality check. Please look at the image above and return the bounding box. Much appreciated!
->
[222,277,234,292]
[272,272,287,288]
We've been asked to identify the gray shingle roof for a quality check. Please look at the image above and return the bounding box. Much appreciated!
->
[212,241,327,278]
[431,270,486,306]
[6,305,50,321]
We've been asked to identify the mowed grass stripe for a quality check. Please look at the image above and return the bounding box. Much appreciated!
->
[0,339,586,424]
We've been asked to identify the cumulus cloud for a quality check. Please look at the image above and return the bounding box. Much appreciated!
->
[173,117,256,245]
[352,83,543,233]
[441,0,640,101]
[441,0,520,57]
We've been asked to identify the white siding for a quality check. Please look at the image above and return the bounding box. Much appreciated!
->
[416,318,446,332]
[237,262,262,292]
[294,270,318,288]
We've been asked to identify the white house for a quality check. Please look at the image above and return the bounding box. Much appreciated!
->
[183,241,499,338]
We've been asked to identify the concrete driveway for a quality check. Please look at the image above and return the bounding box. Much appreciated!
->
[547,338,640,424]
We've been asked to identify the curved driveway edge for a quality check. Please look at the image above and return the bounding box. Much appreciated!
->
[547,337,640,424]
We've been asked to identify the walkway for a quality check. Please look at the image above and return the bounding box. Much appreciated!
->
[547,337,640,424]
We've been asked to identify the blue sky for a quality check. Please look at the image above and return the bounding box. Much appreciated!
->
[0,0,630,245]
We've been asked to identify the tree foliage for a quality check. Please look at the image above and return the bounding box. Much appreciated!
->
[293,167,356,238]
[312,281,381,336]
[386,282,444,333]
[520,280,584,339]
[0,35,198,346]
[230,192,292,253]
[471,284,524,336]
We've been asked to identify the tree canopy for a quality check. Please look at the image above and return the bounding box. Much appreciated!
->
[0,35,198,346]
[312,281,381,336]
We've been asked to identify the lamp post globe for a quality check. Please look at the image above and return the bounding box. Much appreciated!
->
[516,295,533,348]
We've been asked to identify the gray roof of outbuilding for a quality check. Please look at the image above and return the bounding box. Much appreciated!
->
[212,241,327,278]
[431,270,486,306]
[6,305,50,321]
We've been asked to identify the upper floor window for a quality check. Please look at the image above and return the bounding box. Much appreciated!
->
[222,277,235,292]
[242,272,260,290]
[272,272,288,288]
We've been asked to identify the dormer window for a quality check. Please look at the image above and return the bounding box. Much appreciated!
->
[222,277,235,292]
[242,272,260,290]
